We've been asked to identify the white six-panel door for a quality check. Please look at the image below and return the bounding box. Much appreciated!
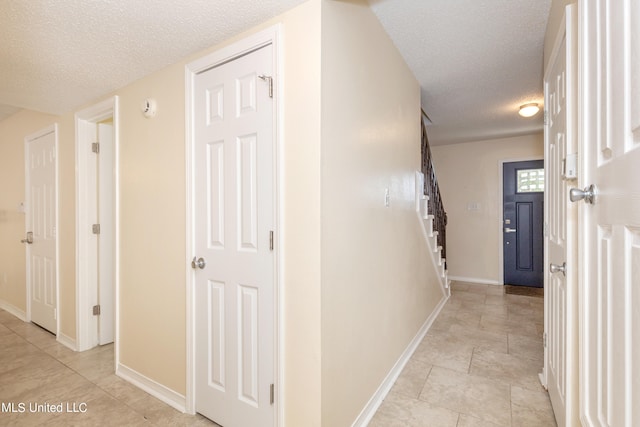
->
[544,5,578,426]
[193,44,274,427]
[579,0,640,425]
[26,128,58,334]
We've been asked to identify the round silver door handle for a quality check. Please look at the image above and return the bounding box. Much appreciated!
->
[191,257,206,269]
[550,262,566,276]
[569,184,596,204]
[21,232,34,244]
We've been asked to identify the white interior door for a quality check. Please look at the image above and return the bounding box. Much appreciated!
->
[579,0,640,425]
[193,44,275,427]
[98,122,115,345]
[26,128,58,334]
[544,5,577,426]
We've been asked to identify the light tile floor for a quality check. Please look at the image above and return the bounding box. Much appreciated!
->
[370,281,557,427]
[0,308,219,426]
[1,281,556,426]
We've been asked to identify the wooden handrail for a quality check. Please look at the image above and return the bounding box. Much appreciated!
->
[421,113,447,267]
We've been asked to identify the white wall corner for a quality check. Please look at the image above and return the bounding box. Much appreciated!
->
[56,332,77,351]
[116,363,186,413]
[0,299,27,321]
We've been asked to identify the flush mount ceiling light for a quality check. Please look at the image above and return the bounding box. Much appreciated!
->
[519,103,540,117]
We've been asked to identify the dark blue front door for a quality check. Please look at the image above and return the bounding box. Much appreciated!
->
[503,160,544,287]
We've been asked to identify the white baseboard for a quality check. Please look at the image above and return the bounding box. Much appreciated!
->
[56,332,77,351]
[351,293,450,427]
[117,363,186,413]
[448,276,503,286]
[0,299,27,321]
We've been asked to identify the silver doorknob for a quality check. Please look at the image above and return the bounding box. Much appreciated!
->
[550,262,566,276]
[504,227,517,233]
[569,184,597,204]
[191,257,206,269]
[21,231,34,244]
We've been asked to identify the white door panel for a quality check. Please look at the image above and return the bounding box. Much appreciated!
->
[544,6,578,426]
[580,1,640,425]
[26,129,58,334]
[193,44,274,427]
[98,122,115,345]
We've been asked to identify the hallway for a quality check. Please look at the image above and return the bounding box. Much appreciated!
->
[0,309,217,426]
[370,281,556,426]
[0,281,555,426]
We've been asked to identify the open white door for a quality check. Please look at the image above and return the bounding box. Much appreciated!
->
[97,122,115,345]
[543,5,578,427]
[579,0,640,425]
[25,126,58,334]
[192,44,275,427]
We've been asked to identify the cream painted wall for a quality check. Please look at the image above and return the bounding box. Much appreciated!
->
[320,1,445,425]
[279,1,323,425]
[116,0,325,404]
[115,60,187,394]
[0,110,58,314]
[431,134,544,284]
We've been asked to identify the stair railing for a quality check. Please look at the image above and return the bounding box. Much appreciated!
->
[421,109,447,267]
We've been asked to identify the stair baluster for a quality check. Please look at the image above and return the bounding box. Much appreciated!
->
[421,111,447,268]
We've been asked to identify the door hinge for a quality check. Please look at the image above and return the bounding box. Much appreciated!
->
[270,383,274,405]
[93,305,101,316]
[92,142,100,154]
[269,230,274,251]
[258,75,273,98]
[543,332,547,348]
[92,224,101,234]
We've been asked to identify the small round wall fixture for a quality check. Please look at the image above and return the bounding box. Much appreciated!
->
[519,103,540,118]
[141,98,157,118]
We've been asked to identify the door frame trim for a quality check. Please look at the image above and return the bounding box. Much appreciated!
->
[184,24,283,424]
[541,3,578,421]
[74,96,120,355]
[24,124,60,333]
[498,156,544,285]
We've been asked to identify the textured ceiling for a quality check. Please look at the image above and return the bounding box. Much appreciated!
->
[0,0,307,120]
[0,0,550,145]
[370,0,551,145]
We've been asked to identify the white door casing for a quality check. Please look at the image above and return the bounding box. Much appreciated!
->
[191,42,275,426]
[579,0,640,425]
[75,97,119,353]
[543,5,578,427]
[25,126,59,334]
